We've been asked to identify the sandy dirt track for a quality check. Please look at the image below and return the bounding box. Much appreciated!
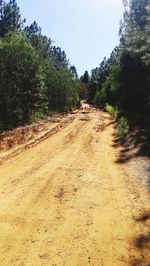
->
[0,107,149,266]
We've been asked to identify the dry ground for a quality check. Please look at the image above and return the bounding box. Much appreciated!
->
[0,106,149,266]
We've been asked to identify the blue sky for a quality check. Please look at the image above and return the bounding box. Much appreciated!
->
[17,0,124,76]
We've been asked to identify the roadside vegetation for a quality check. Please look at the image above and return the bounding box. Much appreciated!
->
[1,0,150,142]
[81,0,150,137]
[0,0,80,132]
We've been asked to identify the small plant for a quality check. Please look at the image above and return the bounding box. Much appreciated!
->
[117,116,129,137]
[105,104,129,137]
[105,104,119,120]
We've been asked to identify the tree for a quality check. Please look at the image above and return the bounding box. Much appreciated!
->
[118,0,150,123]
[0,0,80,131]
[69,65,78,80]
[51,46,69,68]
[0,33,44,130]
[118,52,147,119]
[88,58,110,103]
[80,70,90,84]
[80,70,91,101]
[45,65,79,111]
[24,21,52,60]
[0,0,25,38]
[90,0,150,126]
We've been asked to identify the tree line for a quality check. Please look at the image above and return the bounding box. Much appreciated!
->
[81,0,150,135]
[0,0,80,131]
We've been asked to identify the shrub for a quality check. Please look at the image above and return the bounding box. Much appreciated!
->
[117,116,129,137]
[105,104,119,120]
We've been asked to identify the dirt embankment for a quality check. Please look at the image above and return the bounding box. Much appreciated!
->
[0,106,149,266]
[0,113,76,165]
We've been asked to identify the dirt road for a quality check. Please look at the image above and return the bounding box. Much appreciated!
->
[0,107,149,266]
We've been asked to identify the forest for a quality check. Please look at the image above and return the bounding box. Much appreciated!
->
[0,0,80,131]
[81,0,150,137]
[0,0,150,138]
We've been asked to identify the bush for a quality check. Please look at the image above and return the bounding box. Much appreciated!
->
[117,116,129,137]
[105,104,119,120]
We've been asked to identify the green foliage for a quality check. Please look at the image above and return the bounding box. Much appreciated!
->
[80,70,90,84]
[93,91,101,106]
[105,104,119,120]
[93,89,106,107]
[101,65,120,105]
[51,46,69,68]
[79,81,89,100]
[118,0,150,124]
[46,65,79,111]
[29,111,48,124]
[117,116,129,137]
[0,33,44,129]
[69,65,78,80]
[90,0,150,130]
[87,58,110,103]
[0,0,80,131]
[79,71,91,101]
[24,21,52,60]
[0,0,25,37]
[105,104,129,136]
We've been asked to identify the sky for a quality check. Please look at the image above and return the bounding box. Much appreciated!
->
[17,0,124,76]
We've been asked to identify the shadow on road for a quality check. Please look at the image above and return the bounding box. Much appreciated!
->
[112,126,150,266]
[130,212,150,266]
[113,127,150,160]
[112,127,150,190]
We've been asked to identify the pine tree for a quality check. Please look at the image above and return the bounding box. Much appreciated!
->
[0,0,25,38]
